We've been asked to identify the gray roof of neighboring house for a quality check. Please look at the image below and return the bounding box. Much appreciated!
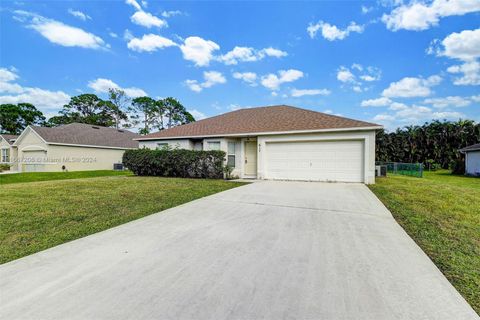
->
[30,123,139,149]
[460,143,480,152]
[0,134,19,145]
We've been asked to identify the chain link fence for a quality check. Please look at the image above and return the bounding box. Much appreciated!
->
[376,162,423,178]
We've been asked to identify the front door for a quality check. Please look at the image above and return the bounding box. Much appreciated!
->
[244,141,257,176]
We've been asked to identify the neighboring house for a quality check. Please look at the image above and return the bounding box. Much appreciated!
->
[136,105,382,184]
[460,143,480,176]
[11,123,139,172]
[0,134,19,167]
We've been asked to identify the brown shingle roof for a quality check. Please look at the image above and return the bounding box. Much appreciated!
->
[138,105,381,140]
[30,123,139,149]
[0,134,19,145]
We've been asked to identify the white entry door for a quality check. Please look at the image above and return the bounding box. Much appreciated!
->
[244,141,257,176]
[265,140,364,182]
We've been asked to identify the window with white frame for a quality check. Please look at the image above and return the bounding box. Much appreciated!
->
[1,148,9,163]
[207,141,221,151]
[227,142,236,167]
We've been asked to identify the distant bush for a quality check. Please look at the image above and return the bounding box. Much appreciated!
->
[123,148,226,179]
[450,158,465,175]
[0,164,10,172]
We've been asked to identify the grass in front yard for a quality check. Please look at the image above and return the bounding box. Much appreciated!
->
[369,170,480,314]
[0,176,245,264]
[0,170,133,185]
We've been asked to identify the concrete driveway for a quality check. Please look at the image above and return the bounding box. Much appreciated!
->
[0,181,478,320]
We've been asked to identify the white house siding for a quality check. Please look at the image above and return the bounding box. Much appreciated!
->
[139,139,194,150]
[257,130,376,184]
[465,151,480,176]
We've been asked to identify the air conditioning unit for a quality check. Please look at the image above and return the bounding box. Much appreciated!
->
[113,163,124,171]
[375,165,387,177]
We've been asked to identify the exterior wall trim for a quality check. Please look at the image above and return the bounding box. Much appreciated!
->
[134,126,383,141]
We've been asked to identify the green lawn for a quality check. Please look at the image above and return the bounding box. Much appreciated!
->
[0,170,132,185]
[369,170,480,314]
[0,176,245,264]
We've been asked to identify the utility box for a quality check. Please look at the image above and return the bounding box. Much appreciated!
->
[375,165,387,177]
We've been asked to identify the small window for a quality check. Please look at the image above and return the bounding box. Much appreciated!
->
[157,143,168,149]
[208,141,221,151]
[1,148,9,162]
[227,142,235,167]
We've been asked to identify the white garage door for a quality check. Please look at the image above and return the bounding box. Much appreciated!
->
[265,140,364,182]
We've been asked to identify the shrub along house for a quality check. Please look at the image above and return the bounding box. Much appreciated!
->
[10,123,139,172]
[136,105,382,184]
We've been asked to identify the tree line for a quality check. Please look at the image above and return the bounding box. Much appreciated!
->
[0,89,195,135]
[376,119,480,170]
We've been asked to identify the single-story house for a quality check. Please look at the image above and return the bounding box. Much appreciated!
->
[0,134,19,166]
[136,105,382,184]
[9,123,139,172]
[460,143,480,176]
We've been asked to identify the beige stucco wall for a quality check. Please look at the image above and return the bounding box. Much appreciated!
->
[0,138,16,170]
[14,127,129,172]
[136,130,377,183]
[140,139,194,150]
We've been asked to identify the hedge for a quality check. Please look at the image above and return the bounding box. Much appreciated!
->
[123,148,226,179]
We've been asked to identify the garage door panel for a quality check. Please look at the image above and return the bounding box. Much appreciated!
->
[265,140,363,182]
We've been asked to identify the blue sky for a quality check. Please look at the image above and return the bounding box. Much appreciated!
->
[0,0,479,131]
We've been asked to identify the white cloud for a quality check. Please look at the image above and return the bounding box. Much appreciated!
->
[123,29,134,41]
[291,88,330,97]
[232,72,257,86]
[130,11,167,28]
[337,67,355,83]
[360,74,379,81]
[361,97,392,107]
[307,21,364,41]
[0,68,19,82]
[127,34,177,52]
[261,47,288,58]
[382,0,480,31]
[179,36,220,67]
[161,10,183,18]
[68,9,91,21]
[0,68,70,111]
[337,64,381,92]
[88,78,147,97]
[372,102,466,130]
[188,109,206,120]
[14,11,106,49]
[434,28,480,61]
[125,0,142,11]
[361,6,373,14]
[185,71,226,92]
[423,96,474,108]
[389,102,408,110]
[218,46,287,65]
[260,69,303,91]
[382,75,442,98]
[219,47,258,65]
[429,29,480,86]
[109,32,118,38]
[373,114,395,121]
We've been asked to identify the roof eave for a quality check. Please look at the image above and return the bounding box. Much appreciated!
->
[135,125,384,141]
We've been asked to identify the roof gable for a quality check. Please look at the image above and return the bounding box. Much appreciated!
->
[0,134,19,145]
[138,105,381,140]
